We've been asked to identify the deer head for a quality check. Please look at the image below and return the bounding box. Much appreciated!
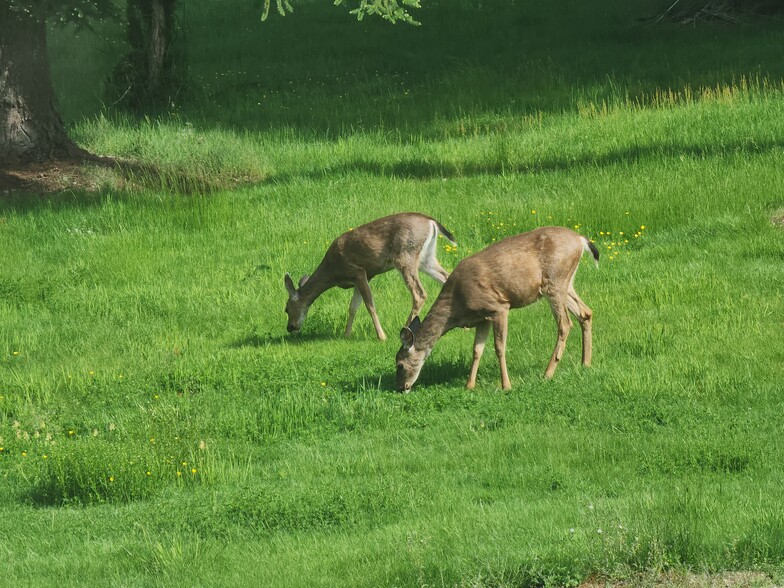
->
[395,316,430,392]
[284,273,310,333]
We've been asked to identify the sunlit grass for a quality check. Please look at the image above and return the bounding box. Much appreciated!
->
[2,0,783,585]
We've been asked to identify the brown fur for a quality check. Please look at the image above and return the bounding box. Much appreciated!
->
[397,226,597,390]
[285,212,456,340]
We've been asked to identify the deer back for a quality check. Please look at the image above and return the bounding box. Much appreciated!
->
[442,227,586,324]
[325,212,442,279]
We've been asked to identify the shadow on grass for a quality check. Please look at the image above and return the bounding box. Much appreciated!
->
[230,330,386,347]
[4,136,783,210]
[271,137,784,184]
[231,331,318,347]
[0,155,240,208]
[341,356,469,394]
[412,357,472,390]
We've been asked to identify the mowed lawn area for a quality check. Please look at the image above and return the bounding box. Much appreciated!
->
[1,1,784,586]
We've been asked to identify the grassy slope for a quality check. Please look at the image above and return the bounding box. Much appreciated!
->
[1,1,784,586]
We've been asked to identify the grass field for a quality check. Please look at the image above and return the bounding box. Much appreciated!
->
[2,1,784,586]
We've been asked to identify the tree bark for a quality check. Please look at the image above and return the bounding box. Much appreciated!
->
[148,0,168,93]
[0,3,87,165]
[112,0,179,110]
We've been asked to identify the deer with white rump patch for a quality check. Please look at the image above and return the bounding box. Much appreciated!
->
[396,226,599,391]
[285,212,457,341]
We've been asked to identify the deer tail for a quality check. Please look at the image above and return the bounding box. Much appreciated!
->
[435,221,457,245]
[583,237,600,267]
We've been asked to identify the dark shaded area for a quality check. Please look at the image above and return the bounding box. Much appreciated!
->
[396,356,471,391]
[0,158,110,194]
[173,0,784,137]
[0,155,225,197]
[106,0,187,112]
[45,0,784,137]
[646,0,784,25]
[4,131,783,203]
[230,331,341,347]
[269,137,784,184]
[9,0,783,195]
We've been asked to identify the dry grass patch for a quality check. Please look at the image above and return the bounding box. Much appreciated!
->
[580,571,776,588]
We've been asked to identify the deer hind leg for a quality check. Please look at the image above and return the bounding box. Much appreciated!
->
[354,270,386,341]
[419,225,450,284]
[344,287,363,337]
[492,311,511,390]
[544,296,573,379]
[567,289,593,367]
[398,266,428,325]
[466,321,491,390]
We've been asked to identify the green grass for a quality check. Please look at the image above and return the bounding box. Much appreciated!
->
[2,0,784,586]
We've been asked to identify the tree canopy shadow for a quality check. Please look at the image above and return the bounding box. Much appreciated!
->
[271,137,784,184]
[0,155,236,212]
[186,2,784,135]
[52,1,784,142]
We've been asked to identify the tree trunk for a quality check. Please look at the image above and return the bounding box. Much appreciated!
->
[148,0,168,93]
[111,0,179,110]
[0,4,86,165]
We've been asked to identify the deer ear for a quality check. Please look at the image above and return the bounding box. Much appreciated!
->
[299,274,310,288]
[284,273,298,299]
[400,326,415,350]
[409,315,421,334]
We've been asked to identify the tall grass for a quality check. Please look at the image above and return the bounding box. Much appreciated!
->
[1,0,783,586]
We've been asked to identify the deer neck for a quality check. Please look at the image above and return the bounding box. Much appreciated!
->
[297,265,336,306]
[415,294,455,353]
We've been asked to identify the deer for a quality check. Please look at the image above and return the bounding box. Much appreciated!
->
[395,226,599,392]
[284,212,457,341]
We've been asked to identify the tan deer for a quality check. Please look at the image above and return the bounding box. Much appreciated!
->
[396,226,599,391]
[285,212,457,341]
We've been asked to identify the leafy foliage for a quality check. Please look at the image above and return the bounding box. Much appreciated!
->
[262,0,422,24]
[336,0,422,24]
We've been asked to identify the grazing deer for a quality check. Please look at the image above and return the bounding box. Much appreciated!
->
[396,226,599,391]
[285,212,457,341]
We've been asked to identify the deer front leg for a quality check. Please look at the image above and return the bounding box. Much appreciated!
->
[492,312,511,390]
[354,271,387,341]
[466,321,490,389]
[398,267,427,326]
[567,290,593,367]
[544,298,572,379]
[344,287,363,337]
